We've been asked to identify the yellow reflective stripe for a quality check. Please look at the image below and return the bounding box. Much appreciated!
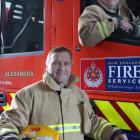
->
[97,22,106,39]
[2,93,15,111]
[102,22,109,37]
[93,119,107,139]
[117,102,140,130]
[10,93,16,99]
[49,123,80,133]
[95,100,131,130]
[2,103,10,111]
[0,128,19,134]
[49,123,80,127]
[55,129,80,133]
[98,122,112,140]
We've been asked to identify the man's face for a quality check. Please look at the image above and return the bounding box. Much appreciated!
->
[47,51,72,87]
[102,0,120,9]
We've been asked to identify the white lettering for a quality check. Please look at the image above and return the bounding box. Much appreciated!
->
[124,66,132,78]
[108,78,139,84]
[108,65,140,78]
[134,66,140,78]
[117,66,121,78]
[108,66,116,78]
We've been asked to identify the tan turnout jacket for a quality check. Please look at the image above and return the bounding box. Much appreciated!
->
[0,73,120,140]
[78,0,140,46]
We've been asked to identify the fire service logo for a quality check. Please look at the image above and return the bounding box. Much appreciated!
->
[81,57,140,92]
[84,64,103,88]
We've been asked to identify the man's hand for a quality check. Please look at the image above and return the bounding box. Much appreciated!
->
[119,20,133,33]
[114,133,128,140]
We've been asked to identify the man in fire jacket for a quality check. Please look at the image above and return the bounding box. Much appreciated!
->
[0,47,128,140]
[78,0,140,46]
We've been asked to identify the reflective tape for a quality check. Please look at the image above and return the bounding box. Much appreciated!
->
[0,128,19,135]
[97,22,109,39]
[98,122,112,140]
[10,93,16,99]
[102,22,109,37]
[95,100,131,130]
[15,4,23,9]
[94,120,106,139]
[117,102,140,130]
[49,123,80,133]
[94,119,112,140]
[13,15,22,20]
[97,22,106,39]
[1,93,16,111]
[2,103,10,111]
[14,10,22,14]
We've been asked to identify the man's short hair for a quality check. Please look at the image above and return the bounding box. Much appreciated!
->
[46,46,72,65]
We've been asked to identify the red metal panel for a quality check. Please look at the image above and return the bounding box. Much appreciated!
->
[51,0,73,53]
[0,0,52,91]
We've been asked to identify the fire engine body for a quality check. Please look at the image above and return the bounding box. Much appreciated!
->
[0,0,140,139]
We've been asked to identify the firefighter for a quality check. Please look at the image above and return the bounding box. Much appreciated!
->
[0,47,128,140]
[78,0,140,46]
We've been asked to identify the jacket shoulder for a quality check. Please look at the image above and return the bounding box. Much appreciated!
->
[25,80,46,89]
[83,4,106,16]
[16,80,48,96]
[71,85,88,99]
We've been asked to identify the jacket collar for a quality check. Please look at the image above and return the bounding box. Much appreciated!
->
[43,72,79,91]
[97,0,119,13]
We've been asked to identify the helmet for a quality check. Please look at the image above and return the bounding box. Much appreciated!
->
[20,124,60,140]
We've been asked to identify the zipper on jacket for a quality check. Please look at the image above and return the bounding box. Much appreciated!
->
[57,91,65,140]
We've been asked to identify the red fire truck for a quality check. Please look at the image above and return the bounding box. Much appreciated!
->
[0,0,140,139]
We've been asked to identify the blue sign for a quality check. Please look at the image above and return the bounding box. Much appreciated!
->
[106,57,140,92]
